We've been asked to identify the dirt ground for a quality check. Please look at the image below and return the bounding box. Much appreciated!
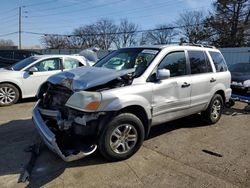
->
[0,99,250,188]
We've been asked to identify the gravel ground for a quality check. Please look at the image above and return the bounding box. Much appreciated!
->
[0,100,249,188]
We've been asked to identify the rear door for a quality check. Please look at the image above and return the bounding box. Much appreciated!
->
[152,51,191,124]
[188,50,214,110]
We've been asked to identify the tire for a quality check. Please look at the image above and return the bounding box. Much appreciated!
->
[0,83,20,106]
[202,94,224,124]
[98,113,145,161]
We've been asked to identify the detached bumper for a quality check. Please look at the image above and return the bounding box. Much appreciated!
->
[32,101,97,162]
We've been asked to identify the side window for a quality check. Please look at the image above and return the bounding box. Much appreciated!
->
[63,58,81,69]
[158,51,186,77]
[188,51,211,74]
[209,51,227,72]
[33,58,61,72]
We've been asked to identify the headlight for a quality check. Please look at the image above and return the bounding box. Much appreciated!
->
[65,91,101,111]
[243,80,250,88]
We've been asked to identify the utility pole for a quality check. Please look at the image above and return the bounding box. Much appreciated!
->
[19,6,21,49]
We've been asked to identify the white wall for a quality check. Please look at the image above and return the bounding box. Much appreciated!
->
[219,47,250,65]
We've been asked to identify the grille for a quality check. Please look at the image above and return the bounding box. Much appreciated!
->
[41,84,73,110]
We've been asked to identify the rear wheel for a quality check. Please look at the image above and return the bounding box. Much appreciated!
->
[0,83,20,106]
[98,113,145,161]
[202,94,224,124]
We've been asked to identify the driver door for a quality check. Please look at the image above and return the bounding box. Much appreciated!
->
[21,58,62,97]
[152,51,192,125]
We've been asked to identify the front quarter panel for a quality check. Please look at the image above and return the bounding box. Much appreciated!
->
[99,83,153,119]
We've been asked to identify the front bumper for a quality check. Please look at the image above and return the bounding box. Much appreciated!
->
[32,100,97,162]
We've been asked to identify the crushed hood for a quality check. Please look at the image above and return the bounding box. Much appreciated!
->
[47,66,134,91]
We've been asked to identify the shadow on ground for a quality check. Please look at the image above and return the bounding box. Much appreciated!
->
[223,105,250,116]
[18,97,36,104]
[0,112,226,187]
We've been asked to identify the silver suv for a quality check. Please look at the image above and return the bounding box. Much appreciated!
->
[32,45,231,162]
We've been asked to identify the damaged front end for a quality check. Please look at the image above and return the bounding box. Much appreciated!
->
[33,84,104,161]
[32,67,133,161]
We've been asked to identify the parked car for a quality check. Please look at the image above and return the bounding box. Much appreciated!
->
[0,49,42,68]
[32,45,231,162]
[0,55,91,106]
[228,62,250,97]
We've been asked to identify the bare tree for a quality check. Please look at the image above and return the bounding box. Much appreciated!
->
[146,24,176,45]
[69,24,98,49]
[94,18,117,49]
[41,35,69,49]
[0,39,15,47]
[177,10,209,44]
[114,19,138,48]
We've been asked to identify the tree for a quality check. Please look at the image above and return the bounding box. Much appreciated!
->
[114,19,138,48]
[41,35,69,49]
[94,18,117,49]
[206,0,250,47]
[146,24,176,45]
[69,24,98,49]
[0,39,15,47]
[177,10,210,44]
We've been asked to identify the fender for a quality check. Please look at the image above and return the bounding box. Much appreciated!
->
[99,94,152,120]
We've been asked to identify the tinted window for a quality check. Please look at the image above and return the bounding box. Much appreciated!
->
[228,63,250,73]
[63,58,81,69]
[13,52,30,60]
[209,51,227,72]
[158,51,186,77]
[188,51,211,74]
[0,51,13,59]
[32,58,61,72]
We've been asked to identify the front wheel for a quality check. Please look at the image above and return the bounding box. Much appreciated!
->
[0,83,20,106]
[202,94,224,124]
[98,113,145,161]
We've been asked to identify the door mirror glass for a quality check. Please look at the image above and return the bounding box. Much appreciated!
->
[29,66,38,72]
[157,69,170,80]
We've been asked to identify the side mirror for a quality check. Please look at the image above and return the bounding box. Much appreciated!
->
[28,66,38,74]
[157,69,170,80]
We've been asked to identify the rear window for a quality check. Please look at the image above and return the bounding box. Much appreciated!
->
[209,51,227,72]
[188,51,212,74]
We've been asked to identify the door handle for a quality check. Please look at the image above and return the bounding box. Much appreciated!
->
[210,78,216,83]
[181,82,190,88]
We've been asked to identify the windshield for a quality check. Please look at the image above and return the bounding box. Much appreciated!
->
[12,56,38,71]
[94,48,159,77]
[228,63,250,73]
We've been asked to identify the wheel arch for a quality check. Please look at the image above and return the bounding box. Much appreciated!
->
[0,81,22,99]
[214,90,226,104]
[118,105,152,138]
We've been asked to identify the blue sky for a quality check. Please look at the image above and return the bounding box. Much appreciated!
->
[0,0,214,48]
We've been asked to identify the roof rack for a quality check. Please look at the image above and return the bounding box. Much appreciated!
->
[180,43,216,49]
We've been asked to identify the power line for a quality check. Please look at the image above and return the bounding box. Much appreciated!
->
[0,31,18,37]
[23,0,56,8]
[0,7,18,17]
[27,0,90,12]
[22,23,197,37]
[26,0,126,18]
[22,0,184,29]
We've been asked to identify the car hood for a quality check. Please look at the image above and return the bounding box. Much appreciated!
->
[231,72,250,82]
[47,66,135,91]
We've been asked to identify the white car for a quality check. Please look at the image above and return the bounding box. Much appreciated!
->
[0,55,91,106]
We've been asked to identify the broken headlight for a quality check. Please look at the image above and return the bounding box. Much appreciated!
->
[65,91,102,111]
